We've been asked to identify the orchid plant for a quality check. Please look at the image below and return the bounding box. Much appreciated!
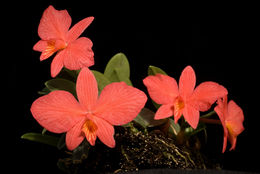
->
[22,5,245,170]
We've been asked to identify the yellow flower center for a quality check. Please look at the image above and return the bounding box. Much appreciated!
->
[173,96,185,116]
[43,39,67,57]
[82,119,98,146]
[226,121,236,137]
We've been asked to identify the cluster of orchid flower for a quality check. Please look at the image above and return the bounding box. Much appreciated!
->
[24,5,244,154]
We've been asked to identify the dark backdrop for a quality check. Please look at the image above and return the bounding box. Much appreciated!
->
[8,1,258,173]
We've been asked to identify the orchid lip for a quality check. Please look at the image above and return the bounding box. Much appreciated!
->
[82,119,98,146]
[225,121,236,137]
[174,96,185,112]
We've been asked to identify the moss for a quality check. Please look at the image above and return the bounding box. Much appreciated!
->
[58,126,220,174]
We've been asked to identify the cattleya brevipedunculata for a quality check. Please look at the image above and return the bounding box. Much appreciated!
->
[33,5,94,77]
[25,5,245,156]
[31,67,147,150]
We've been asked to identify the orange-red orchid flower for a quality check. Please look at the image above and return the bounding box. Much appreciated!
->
[31,67,147,150]
[214,96,244,153]
[33,5,94,77]
[143,66,228,129]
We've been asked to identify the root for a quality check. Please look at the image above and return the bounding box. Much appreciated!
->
[163,152,178,164]
[155,137,196,167]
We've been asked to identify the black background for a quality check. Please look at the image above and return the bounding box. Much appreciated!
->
[7,1,259,173]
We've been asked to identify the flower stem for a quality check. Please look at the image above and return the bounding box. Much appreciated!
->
[199,118,221,125]
[200,111,216,118]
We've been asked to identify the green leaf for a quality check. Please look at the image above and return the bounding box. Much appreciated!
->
[41,128,47,135]
[168,118,181,136]
[63,68,80,79]
[57,133,66,150]
[45,78,77,98]
[57,67,80,82]
[134,108,167,128]
[185,123,207,137]
[91,70,111,92]
[104,53,132,86]
[38,87,51,95]
[114,68,133,86]
[21,133,60,147]
[148,65,167,76]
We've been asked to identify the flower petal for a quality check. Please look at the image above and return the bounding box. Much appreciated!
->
[154,104,174,120]
[226,120,244,142]
[66,17,94,42]
[179,66,196,101]
[143,74,179,105]
[182,104,200,129]
[214,96,230,153]
[95,82,147,125]
[227,100,244,123]
[30,91,84,133]
[76,67,98,110]
[94,116,115,148]
[66,118,85,151]
[38,5,71,40]
[229,136,237,151]
[214,96,227,126]
[50,50,65,77]
[222,133,228,153]
[33,40,55,61]
[33,40,47,52]
[63,37,94,70]
[191,82,228,112]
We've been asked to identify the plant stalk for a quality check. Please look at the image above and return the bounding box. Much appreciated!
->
[199,118,221,125]
[200,111,216,118]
